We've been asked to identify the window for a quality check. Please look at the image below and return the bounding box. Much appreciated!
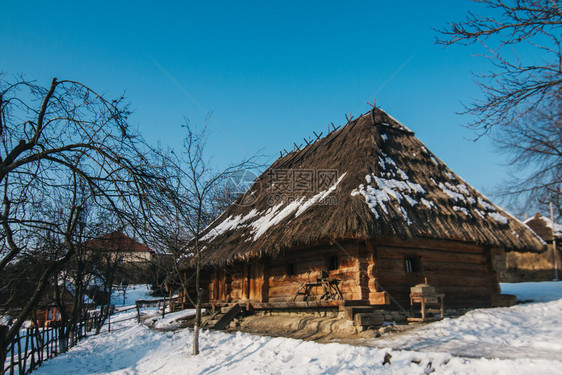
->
[404,256,421,273]
[326,255,339,271]
[287,262,296,276]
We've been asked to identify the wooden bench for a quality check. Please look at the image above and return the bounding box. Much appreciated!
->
[408,292,445,322]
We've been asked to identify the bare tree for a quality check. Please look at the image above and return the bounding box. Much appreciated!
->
[494,92,562,218]
[437,0,562,133]
[139,123,256,355]
[0,75,165,364]
[437,0,562,210]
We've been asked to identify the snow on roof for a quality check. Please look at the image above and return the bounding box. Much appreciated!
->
[195,107,545,266]
[525,213,562,239]
[202,173,347,243]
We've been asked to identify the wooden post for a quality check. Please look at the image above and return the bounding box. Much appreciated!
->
[11,333,15,375]
[169,289,173,313]
[16,330,22,374]
[136,302,141,324]
[551,202,559,281]
[24,332,29,370]
[162,297,166,318]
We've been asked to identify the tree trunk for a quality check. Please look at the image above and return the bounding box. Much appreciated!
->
[192,236,202,355]
[192,292,201,355]
[0,325,8,374]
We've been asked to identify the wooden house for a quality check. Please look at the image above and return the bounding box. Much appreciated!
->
[84,231,156,284]
[500,213,560,281]
[35,286,75,327]
[85,231,155,264]
[195,108,544,311]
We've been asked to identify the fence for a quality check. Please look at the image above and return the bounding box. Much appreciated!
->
[1,306,112,375]
[1,297,179,375]
[134,296,181,324]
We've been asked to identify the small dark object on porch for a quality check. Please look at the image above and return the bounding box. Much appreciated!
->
[293,274,343,301]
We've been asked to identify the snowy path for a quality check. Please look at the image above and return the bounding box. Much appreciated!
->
[31,282,562,374]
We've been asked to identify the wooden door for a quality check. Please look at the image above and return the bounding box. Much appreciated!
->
[214,269,228,301]
[246,262,268,302]
[249,263,261,300]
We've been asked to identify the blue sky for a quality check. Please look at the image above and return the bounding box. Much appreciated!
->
[1,1,526,203]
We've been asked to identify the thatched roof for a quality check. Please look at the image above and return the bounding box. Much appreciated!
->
[198,108,545,266]
[525,213,561,242]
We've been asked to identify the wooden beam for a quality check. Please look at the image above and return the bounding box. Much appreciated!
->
[369,291,390,305]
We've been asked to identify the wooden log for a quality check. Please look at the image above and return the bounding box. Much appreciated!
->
[422,261,488,275]
[369,291,390,305]
[354,313,384,327]
[490,294,516,307]
[250,300,341,309]
[376,237,485,254]
[376,247,486,264]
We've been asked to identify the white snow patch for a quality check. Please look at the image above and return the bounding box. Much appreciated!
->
[252,173,346,239]
[251,202,302,239]
[200,209,259,241]
[372,288,562,362]
[352,154,425,222]
[30,282,562,375]
[453,206,471,217]
[154,309,196,330]
[404,195,418,207]
[477,196,497,211]
[488,212,509,225]
[295,173,346,217]
[420,198,435,209]
[380,134,388,142]
[111,285,159,307]
[438,182,467,203]
[200,173,346,242]
[526,215,562,237]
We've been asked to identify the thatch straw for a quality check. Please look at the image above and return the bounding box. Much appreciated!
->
[198,108,545,266]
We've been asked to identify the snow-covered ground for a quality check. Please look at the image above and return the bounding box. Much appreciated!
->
[32,282,562,374]
[111,284,158,307]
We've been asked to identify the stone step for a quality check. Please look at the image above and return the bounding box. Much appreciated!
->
[214,304,242,330]
[354,313,384,328]
[342,306,381,320]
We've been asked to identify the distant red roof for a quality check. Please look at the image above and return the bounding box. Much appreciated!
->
[83,231,154,253]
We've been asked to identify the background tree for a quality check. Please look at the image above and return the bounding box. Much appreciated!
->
[438,0,561,215]
[138,123,256,355]
[0,75,165,363]
[494,92,561,219]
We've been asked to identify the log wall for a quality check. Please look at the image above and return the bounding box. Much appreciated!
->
[373,238,499,307]
[204,238,502,308]
[207,242,363,304]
